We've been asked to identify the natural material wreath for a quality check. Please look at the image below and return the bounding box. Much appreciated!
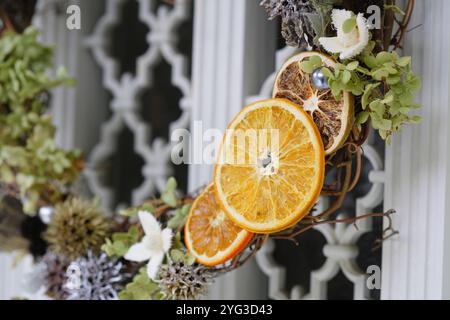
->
[0,0,419,300]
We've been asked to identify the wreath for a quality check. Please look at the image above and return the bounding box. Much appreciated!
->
[0,0,419,300]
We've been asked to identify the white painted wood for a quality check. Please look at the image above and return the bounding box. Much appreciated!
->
[189,0,275,299]
[382,0,450,300]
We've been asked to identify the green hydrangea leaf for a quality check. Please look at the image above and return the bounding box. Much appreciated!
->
[299,56,323,74]
[171,232,184,250]
[321,67,334,79]
[356,111,370,124]
[0,27,81,215]
[387,76,401,85]
[376,52,393,65]
[342,70,351,84]
[102,226,141,258]
[161,177,178,207]
[184,252,196,266]
[396,56,411,67]
[167,204,192,230]
[410,115,422,123]
[362,83,380,109]
[166,177,177,192]
[369,100,385,117]
[346,61,359,71]
[119,268,159,300]
[363,55,378,69]
[170,249,185,263]
[161,192,177,208]
[384,4,406,15]
[379,119,393,131]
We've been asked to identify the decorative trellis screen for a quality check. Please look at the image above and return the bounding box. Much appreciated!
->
[82,0,193,211]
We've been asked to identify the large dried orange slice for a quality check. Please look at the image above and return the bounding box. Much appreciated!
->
[273,51,354,156]
[184,184,253,266]
[214,98,325,233]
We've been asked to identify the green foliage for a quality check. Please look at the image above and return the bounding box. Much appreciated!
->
[299,55,323,73]
[171,231,184,250]
[170,248,196,266]
[102,225,141,258]
[167,203,191,230]
[118,267,160,300]
[301,44,422,142]
[0,27,81,214]
[384,4,405,15]
[161,176,178,207]
[119,202,155,217]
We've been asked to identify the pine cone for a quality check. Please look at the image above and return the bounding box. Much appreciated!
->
[44,198,110,260]
[158,261,216,300]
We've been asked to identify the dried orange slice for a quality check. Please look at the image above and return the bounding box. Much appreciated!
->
[273,51,354,156]
[214,98,325,233]
[184,184,253,266]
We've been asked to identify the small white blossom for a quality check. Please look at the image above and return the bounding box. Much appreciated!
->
[124,211,173,280]
[319,9,369,60]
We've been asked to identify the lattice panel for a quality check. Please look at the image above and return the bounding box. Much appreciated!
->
[84,0,192,211]
[248,45,385,300]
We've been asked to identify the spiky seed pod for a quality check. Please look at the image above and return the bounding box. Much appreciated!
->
[66,251,129,300]
[158,262,216,300]
[260,0,317,49]
[44,198,110,260]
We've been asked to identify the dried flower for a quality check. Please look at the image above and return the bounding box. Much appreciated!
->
[260,0,316,49]
[158,261,216,300]
[319,9,370,59]
[66,251,129,300]
[44,198,110,260]
[0,27,80,215]
[260,0,339,49]
[33,252,70,299]
[124,211,172,280]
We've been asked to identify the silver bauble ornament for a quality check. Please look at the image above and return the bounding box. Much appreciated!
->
[311,68,329,89]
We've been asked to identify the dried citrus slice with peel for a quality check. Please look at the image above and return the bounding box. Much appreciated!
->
[214,98,325,233]
[273,51,354,156]
[184,184,253,266]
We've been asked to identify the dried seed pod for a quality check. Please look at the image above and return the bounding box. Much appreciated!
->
[158,261,216,300]
[44,198,110,260]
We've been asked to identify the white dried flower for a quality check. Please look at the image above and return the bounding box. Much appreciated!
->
[319,9,369,60]
[124,211,173,280]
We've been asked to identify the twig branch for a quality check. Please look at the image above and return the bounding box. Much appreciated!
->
[271,209,396,240]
